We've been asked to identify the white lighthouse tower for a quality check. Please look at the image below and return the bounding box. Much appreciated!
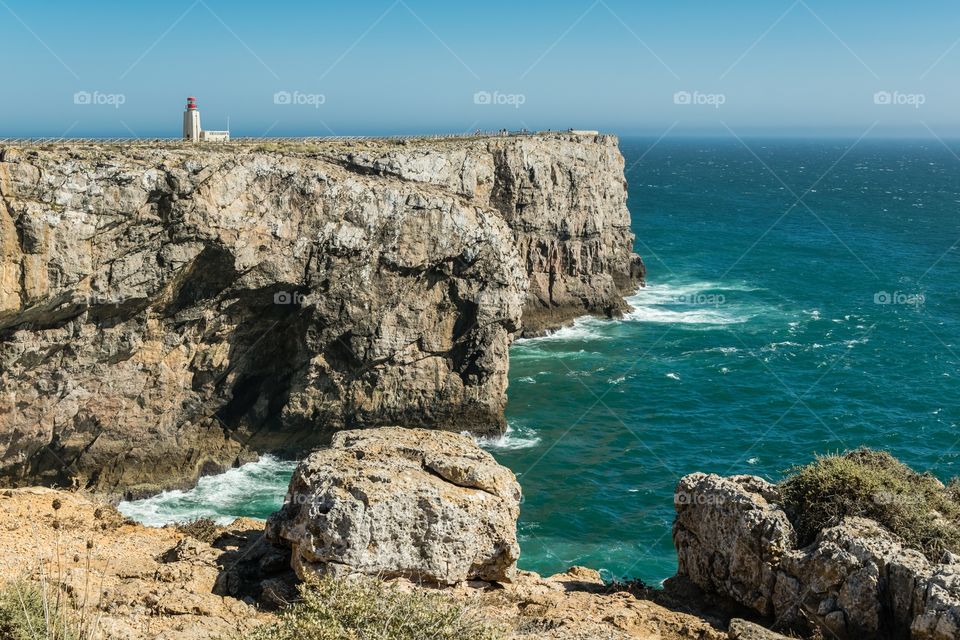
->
[183,96,201,142]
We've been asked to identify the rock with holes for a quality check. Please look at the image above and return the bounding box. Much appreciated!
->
[265,427,521,585]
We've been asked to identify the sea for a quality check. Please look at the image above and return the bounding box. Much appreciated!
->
[119,137,960,586]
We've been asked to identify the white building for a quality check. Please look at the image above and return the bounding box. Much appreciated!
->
[182,97,229,143]
[201,130,230,142]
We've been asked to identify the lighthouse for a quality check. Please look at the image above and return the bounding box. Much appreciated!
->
[182,96,230,143]
[183,96,201,142]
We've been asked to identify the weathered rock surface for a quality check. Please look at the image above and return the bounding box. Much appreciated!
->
[674,473,795,617]
[328,134,645,335]
[266,426,521,585]
[674,473,960,639]
[0,134,643,497]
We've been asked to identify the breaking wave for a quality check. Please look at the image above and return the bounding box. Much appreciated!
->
[118,455,297,527]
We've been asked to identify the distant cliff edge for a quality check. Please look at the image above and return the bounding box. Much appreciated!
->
[0,133,643,497]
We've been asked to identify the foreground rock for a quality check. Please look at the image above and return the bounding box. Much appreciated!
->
[674,472,960,639]
[0,133,643,497]
[266,427,521,585]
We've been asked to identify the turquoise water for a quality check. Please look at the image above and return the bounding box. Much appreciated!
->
[120,138,960,586]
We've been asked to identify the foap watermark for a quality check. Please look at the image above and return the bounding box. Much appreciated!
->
[675,491,727,506]
[274,291,306,306]
[82,293,123,307]
[874,291,925,307]
[674,90,726,109]
[274,91,326,108]
[473,91,526,109]
[73,91,126,109]
[873,91,925,109]
[673,293,726,306]
[873,491,924,506]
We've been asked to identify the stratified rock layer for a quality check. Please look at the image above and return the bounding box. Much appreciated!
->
[0,134,642,496]
[266,427,521,585]
[674,472,960,640]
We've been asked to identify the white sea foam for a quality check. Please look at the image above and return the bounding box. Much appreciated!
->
[690,346,740,355]
[623,305,749,325]
[515,279,764,341]
[762,341,801,351]
[474,422,541,451]
[665,372,681,380]
[514,316,610,344]
[118,455,297,527]
[623,280,762,326]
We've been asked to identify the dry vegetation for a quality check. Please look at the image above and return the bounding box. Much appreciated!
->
[246,575,503,640]
[780,448,960,560]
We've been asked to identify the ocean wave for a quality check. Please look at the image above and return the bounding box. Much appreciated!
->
[473,422,541,451]
[762,341,802,351]
[623,305,749,325]
[622,279,765,326]
[629,280,763,303]
[514,317,611,344]
[118,455,297,527]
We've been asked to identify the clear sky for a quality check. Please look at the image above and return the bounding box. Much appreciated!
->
[1,0,958,138]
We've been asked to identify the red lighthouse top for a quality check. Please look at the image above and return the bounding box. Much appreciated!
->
[186,97,197,110]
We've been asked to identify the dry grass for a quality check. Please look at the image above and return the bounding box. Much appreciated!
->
[0,499,105,640]
[779,448,960,560]
[247,575,503,640]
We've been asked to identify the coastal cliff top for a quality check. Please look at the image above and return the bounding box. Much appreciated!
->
[0,131,618,155]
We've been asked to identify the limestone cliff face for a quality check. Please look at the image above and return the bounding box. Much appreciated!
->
[0,133,642,497]
[329,135,644,335]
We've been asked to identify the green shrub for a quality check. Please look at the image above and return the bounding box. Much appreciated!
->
[0,581,47,640]
[780,448,960,560]
[0,579,92,640]
[247,575,502,640]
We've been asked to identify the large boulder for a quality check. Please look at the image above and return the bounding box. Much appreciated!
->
[266,427,521,585]
[674,473,960,639]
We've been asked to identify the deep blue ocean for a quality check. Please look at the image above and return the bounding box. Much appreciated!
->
[120,138,960,586]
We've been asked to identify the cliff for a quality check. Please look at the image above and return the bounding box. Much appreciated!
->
[0,133,643,497]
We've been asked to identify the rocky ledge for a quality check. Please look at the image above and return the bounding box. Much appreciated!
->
[0,133,643,497]
[674,472,960,639]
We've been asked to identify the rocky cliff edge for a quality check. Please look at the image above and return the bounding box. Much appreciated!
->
[0,133,643,497]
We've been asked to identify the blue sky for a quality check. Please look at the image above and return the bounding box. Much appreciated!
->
[1,0,958,137]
